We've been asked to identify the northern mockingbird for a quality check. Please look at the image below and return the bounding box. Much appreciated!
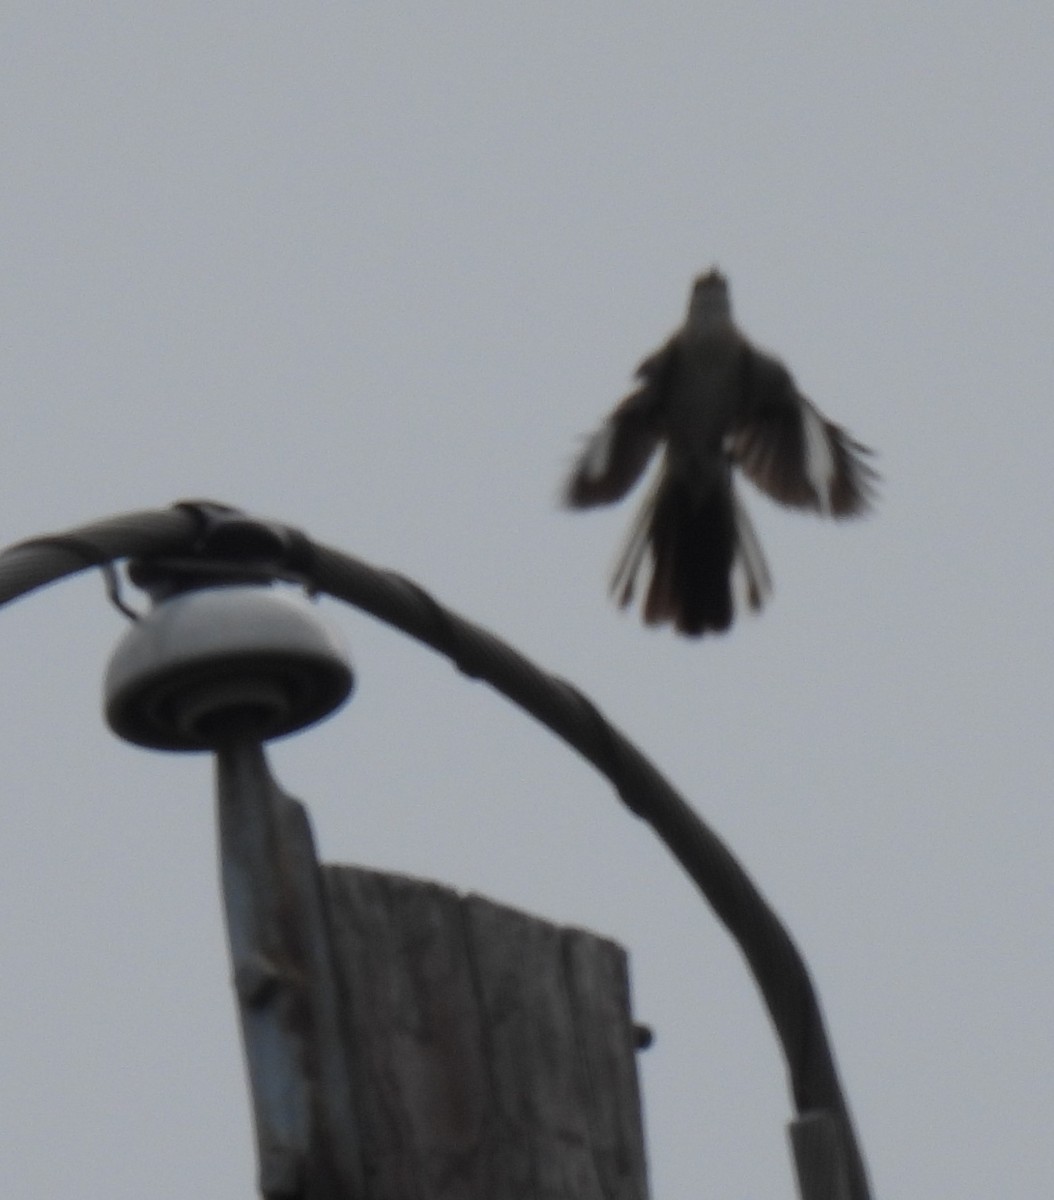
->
[563,270,878,636]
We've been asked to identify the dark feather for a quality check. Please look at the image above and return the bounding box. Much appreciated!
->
[563,340,676,507]
[729,348,879,515]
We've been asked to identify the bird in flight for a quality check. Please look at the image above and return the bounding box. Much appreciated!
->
[563,270,878,637]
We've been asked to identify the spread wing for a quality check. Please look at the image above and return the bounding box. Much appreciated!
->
[727,348,879,516]
[563,339,677,507]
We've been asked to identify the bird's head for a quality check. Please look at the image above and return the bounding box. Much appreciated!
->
[687,269,732,326]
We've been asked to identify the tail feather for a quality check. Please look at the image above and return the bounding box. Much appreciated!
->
[611,467,762,636]
[731,490,772,612]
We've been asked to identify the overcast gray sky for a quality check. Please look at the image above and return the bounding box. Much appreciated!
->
[2,4,1053,1197]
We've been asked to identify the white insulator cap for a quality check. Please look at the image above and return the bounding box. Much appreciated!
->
[104,585,354,751]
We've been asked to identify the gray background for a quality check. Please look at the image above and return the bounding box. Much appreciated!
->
[2,5,1052,1196]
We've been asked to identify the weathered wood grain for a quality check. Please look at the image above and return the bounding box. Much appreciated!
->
[324,867,649,1200]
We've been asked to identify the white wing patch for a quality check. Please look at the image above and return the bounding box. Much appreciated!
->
[579,422,616,482]
[801,399,836,516]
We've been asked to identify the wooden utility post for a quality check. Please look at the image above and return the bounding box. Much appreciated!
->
[324,866,650,1200]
